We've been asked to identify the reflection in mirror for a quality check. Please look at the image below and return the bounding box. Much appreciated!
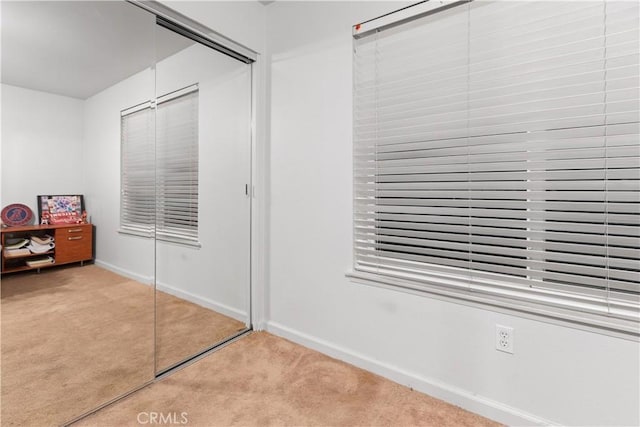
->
[153,24,252,373]
[2,1,168,424]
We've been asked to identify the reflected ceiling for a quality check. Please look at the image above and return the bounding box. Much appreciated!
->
[1,1,193,99]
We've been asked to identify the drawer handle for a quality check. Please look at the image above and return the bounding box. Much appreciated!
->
[68,229,83,233]
[68,236,83,241]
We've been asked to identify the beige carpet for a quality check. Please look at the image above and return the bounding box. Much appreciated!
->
[1,265,246,426]
[76,332,501,427]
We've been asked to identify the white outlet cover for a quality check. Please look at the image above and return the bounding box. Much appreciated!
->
[496,324,514,354]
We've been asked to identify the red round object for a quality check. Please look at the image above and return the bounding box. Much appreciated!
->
[1,204,34,227]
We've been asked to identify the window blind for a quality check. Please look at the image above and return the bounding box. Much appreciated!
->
[155,85,199,244]
[353,1,640,327]
[121,102,155,236]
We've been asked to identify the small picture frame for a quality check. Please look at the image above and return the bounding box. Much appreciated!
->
[37,195,85,225]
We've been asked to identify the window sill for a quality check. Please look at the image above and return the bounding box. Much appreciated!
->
[119,228,153,239]
[118,228,201,248]
[346,270,639,341]
[156,234,201,249]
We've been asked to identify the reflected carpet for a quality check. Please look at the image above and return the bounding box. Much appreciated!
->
[156,288,247,372]
[1,265,245,426]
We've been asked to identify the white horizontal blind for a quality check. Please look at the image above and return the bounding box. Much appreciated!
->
[121,103,155,236]
[155,86,199,244]
[354,1,640,324]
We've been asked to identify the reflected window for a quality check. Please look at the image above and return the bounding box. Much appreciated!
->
[121,86,199,245]
[121,102,155,236]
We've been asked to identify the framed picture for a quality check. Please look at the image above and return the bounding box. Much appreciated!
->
[37,195,85,225]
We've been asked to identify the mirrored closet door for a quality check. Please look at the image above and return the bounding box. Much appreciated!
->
[1,2,157,425]
[153,22,252,374]
[1,1,253,424]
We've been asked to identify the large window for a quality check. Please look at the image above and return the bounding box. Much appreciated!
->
[121,85,199,245]
[352,1,639,333]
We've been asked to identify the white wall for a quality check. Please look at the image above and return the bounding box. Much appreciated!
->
[1,84,84,217]
[265,2,640,426]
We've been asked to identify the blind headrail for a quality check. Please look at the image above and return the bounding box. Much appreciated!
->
[353,0,471,39]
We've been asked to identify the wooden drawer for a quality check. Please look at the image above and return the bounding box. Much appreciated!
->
[55,225,93,264]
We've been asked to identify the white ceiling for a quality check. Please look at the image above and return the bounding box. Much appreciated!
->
[1,1,193,99]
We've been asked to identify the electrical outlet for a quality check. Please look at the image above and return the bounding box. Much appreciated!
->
[496,325,514,354]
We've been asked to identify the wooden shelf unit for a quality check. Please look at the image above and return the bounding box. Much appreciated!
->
[1,223,94,274]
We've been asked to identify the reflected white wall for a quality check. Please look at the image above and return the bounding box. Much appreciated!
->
[82,42,251,319]
[155,42,252,321]
[83,68,156,282]
[1,84,84,216]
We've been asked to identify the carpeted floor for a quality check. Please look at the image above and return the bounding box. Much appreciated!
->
[75,332,501,427]
[1,265,246,426]
[3,266,500,427]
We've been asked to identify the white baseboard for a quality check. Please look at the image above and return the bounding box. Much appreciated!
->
[94,259,153,285]
[156,281,248,323]
[265,321,555,427]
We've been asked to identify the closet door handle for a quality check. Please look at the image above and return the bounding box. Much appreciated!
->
[68,236,83,241]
